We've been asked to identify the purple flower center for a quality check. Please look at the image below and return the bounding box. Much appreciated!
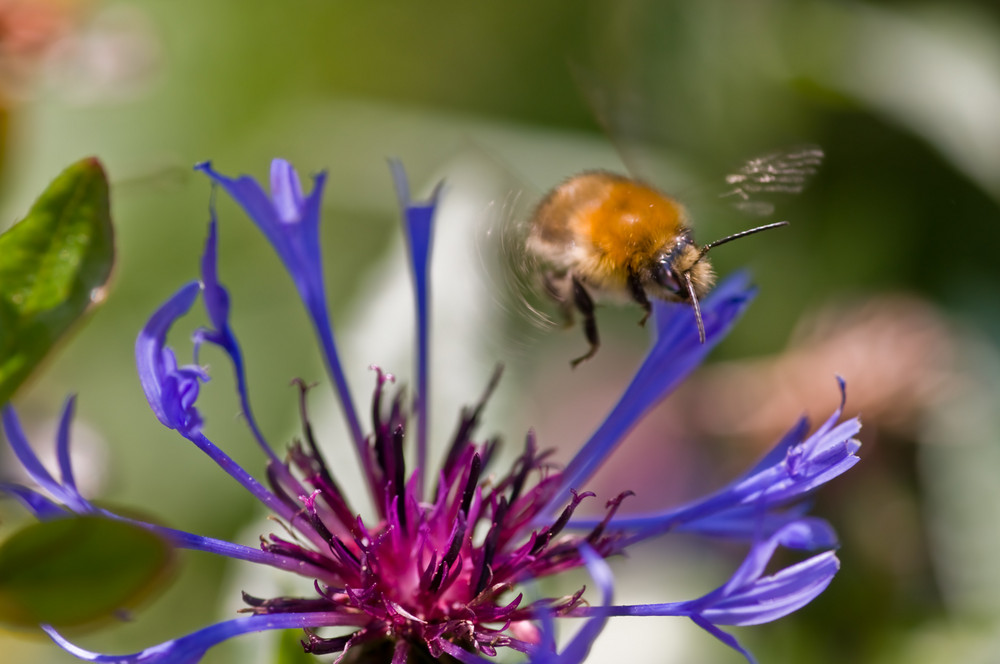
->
[251,368,628,657]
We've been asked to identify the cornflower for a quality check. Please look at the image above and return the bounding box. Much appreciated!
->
[1,158,860,663]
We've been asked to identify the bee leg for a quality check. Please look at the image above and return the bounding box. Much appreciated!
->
[570,276,599,367]
[626,270,653,326]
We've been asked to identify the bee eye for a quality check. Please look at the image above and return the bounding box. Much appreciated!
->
[653,261,682,296]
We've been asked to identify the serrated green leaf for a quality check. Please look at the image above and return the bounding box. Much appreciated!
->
[0,158,114,405]
[0,516,174,628]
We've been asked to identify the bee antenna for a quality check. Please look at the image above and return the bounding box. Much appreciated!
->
[697,221,789,262]
[683,271,706,344]
[683,221,788,344]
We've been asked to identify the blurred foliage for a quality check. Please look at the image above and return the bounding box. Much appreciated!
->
[0,0,999,663]
[0,157,113,406]
[0,516,173,628]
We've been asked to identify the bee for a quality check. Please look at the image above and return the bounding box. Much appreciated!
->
[526,147,823,366]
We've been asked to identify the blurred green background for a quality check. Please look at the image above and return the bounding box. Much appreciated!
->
[3,0,1000,662]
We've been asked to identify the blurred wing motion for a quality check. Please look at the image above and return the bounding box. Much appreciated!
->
[720,146,824,216]
[477,187,561,335]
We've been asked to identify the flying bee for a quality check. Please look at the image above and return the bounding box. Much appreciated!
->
[526,146,823,366]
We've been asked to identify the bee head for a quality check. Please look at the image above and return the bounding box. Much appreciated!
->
[684,220,790,343]
[648,238,714,301]
[642,222,789,345]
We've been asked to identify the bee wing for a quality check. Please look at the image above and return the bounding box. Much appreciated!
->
[719,145,825,216]
[569,61,667,179]
[476,187,561,335]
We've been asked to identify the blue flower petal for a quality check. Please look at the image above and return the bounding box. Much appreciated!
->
[552,273,756,509]
[135,281,206,435]
[390,159,443,492]
[741,416,810,478]
[1,400,93,514]
[43,611,368,664]
[675,507,820,543]
[719,519,837,595]
[194,161,325,285]
[146,523,340,582]
[689,615,758,664]
[576,520,839,661]
[545,544,614,664]
[0,482,68,519]
[194,160,325,326]
[55,395,79,492]
[706,550,839,626]
[2,405,62,497]
[196,160,365,458]
[197,213,230,336]
[192,214,277,462]
[270,159,307,224]
[594,383,860,545]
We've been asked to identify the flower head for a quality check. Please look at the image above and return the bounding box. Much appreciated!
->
[1,158,860,663]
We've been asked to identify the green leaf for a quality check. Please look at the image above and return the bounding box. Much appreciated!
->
[0,516,174,628]
[0,158,115,406]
